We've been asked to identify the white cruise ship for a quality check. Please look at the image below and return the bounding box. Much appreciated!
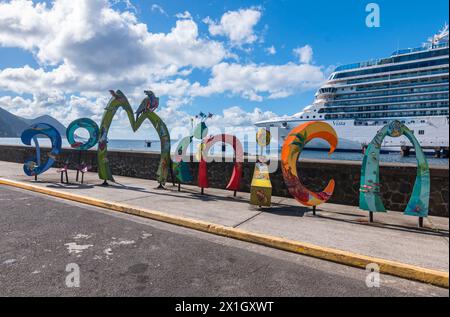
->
[256,26,449,154]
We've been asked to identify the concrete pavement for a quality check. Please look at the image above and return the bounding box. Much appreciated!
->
[0,160,448,286]
[0,186,448,296]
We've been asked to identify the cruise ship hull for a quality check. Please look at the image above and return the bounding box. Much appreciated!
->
[256,116,449,152]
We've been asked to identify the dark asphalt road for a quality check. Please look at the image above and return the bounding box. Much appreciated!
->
[0,185,447,297]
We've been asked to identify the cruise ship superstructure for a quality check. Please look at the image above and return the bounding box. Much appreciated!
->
[256,26,449,153]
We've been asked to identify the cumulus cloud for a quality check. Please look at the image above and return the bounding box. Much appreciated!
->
[293,45,314,64]
[265,45,276,55]
[0,0,227,75]
[175,11,192,20]
[203,8,262,46]
[150,3,166,16]
[0,0,229,117]
[113,0,137,12]
[0,0,326,135]
[194,62,325,101]
[157,105,280,141]
[0,92,106,125]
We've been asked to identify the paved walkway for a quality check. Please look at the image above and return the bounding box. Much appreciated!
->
[4,186,447,296]
[0,161,448,274]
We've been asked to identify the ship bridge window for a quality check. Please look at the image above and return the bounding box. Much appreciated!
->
[418,130,425,135]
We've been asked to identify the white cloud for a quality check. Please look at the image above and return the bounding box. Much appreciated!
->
[0,92,106,125]
[175,11,192,20]
[113,0,137,13]
[150,4,166,16]
[210,106,278,130]
[0,1,326,135]
[0,0,229,114]
[194,62,325,101]
[265,45,276,55]
[157,105,280,140]
[0,0,227,75]
[203,8,262,46]
[293,45,313,64]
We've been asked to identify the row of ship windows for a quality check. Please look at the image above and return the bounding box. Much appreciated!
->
[354,119,427,126]
[324,94,448,107]
[320,102,449,114]
[333,58,448,79]
[392,44,448,56]
[333,86,448,100]
[354,120,427,135]
[390,48,449,63]
[324,109,449,120]
[352,77,449,92]
[334,48,449,72]
[345,68,448,85]
[323,77,449,96]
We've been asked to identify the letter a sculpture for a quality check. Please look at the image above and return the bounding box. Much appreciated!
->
[359,120,430,227]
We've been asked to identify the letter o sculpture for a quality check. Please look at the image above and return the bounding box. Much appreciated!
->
[66,118,99,150]
[281,121,338,207]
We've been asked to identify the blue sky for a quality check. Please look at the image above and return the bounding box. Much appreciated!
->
[0,0,448,138]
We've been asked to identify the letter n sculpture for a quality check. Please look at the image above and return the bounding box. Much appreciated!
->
[359,120,430,227]
[198,133,244,196]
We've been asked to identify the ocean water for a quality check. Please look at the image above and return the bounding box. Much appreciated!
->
[1,137,448,167]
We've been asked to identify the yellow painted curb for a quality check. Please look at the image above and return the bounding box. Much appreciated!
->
[1,177,448,289]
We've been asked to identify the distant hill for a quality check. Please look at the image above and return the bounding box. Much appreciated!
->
[0,107,66,138]
[0,107,30,137]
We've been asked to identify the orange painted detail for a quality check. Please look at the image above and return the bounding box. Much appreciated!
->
[281,121,338,207]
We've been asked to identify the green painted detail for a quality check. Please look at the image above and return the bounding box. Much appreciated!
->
[173,161,193,183]
[359,120,430,217]
[97,90,171,184]
[194,122,208,140]
[174,136,194,183]
[290,131,308,152]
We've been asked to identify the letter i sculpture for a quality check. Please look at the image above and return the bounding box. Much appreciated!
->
[250,128,273,207]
